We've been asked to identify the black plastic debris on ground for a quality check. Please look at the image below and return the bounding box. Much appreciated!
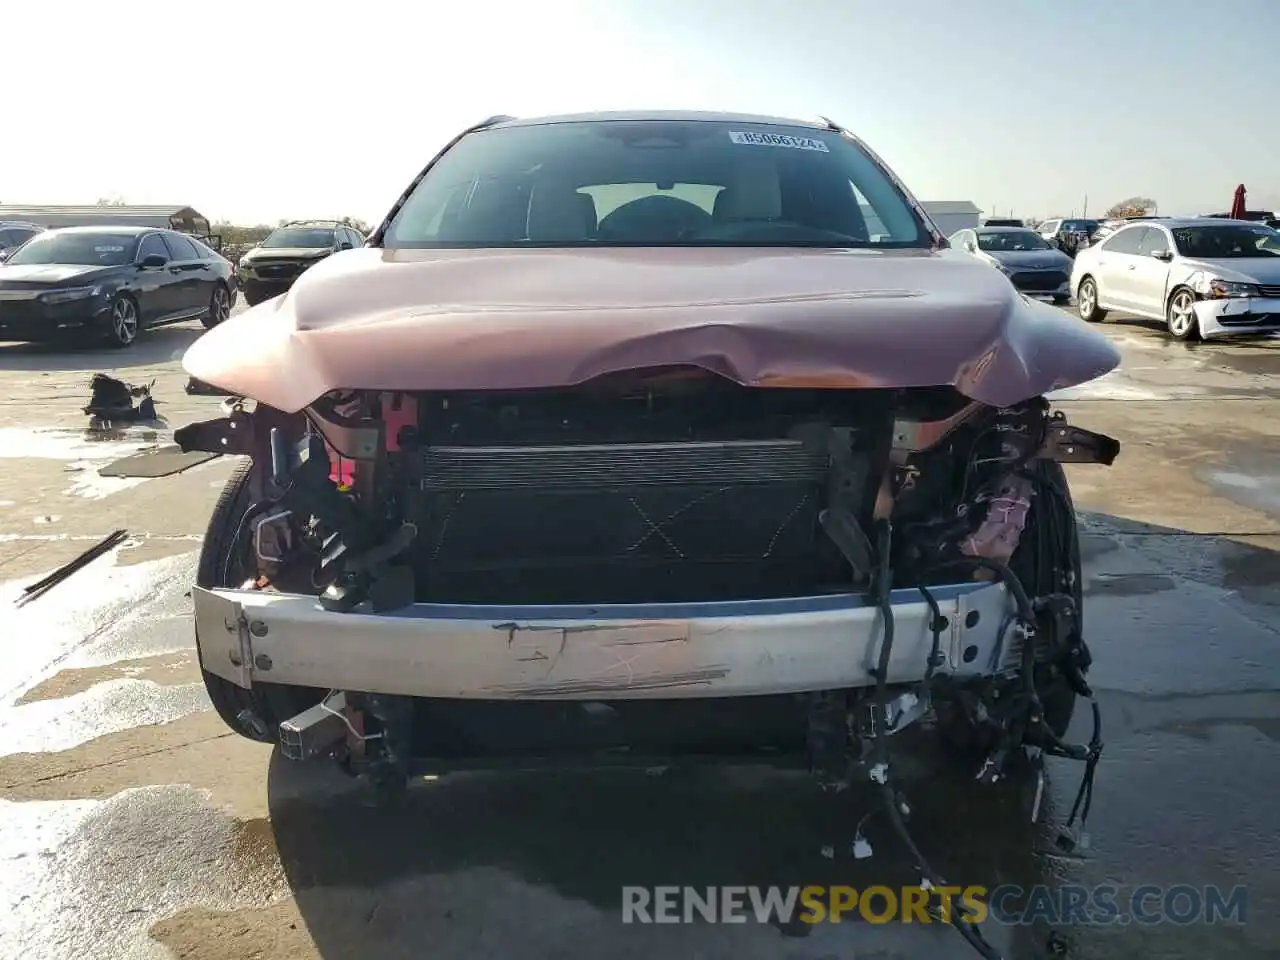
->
[99,447,220,479]
[84,373,157,423]
[14,530,129,608]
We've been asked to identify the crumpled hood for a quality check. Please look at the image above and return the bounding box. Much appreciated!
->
[1179,257,1280,285]
[184,246,1121,413]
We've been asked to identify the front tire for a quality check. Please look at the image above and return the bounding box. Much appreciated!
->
[1076,277,1107,322]
[201,283,231,329]
[1166,287,1202,341]
[196,459,322,742]
[105,294,139,348]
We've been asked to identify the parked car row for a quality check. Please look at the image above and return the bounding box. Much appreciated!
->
[0,218,367,347]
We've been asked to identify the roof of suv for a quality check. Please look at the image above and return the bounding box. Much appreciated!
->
[487,110,832,130]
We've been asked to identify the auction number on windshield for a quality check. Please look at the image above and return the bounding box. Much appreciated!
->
[728,131,829,152]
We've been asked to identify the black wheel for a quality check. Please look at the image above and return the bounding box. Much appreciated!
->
[105,294,139,348]
[196,459,323,742]
[1075,276,1107,322]
[936,460,1082,754]
[202,283,231,329]
[1166,287,1202,341]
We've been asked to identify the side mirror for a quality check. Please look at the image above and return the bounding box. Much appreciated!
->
[1152,250,1173,262]
[139,253,168,268]
[339,241,353,251]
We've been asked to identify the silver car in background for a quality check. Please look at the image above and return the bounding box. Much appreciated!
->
[949,226,1074,303]
[1071,218,1280,341]
[0,221,41,262]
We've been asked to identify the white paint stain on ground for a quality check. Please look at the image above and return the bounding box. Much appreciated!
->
[1048,370,1164,401]
[0,427,160,461]
[0,679,209,758]
[0,426,163,501]
[0,550,195,707]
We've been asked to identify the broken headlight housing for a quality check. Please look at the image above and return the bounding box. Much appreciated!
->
[1203,278,1258,299]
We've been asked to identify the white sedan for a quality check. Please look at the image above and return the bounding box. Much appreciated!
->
[1070,218,1280,340]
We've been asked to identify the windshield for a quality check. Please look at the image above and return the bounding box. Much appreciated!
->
[4,232,136,266]
[262,227,335,249]
[1061,220,1098,233]
[976,230,1051,252]
[383,119,928,249]
[1172,224,1280,259]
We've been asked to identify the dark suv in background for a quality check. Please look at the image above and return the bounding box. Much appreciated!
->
[1036,218,1101,257]
[236,220,363,305]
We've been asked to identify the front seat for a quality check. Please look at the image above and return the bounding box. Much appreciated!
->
[526,184,597,242]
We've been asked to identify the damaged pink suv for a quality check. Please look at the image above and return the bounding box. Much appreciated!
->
[179,112,1120,813]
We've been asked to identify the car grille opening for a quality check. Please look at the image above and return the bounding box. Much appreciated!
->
[395,372,959,605]
[1009,270,1068,292]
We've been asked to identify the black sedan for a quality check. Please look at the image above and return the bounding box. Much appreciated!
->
[0,226,237,348]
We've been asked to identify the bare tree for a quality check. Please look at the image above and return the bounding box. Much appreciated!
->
[1103,196,1157,219]
[340,216,373,234]
[96,195,128,206]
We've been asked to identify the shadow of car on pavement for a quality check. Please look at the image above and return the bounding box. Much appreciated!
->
[0,322,206,373]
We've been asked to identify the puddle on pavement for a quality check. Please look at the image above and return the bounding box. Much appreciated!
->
[1213,349,1280,377]
[1084,573,1177,597]
[0,788,287,960]
[0,426,164,501]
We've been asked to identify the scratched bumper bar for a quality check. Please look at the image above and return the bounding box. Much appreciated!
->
[192,582,1016,701]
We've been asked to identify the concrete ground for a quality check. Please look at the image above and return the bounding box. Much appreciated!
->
[0,308,1277,960]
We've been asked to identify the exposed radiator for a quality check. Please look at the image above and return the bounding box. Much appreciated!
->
[421,439,828,491]
[413,438,843,603]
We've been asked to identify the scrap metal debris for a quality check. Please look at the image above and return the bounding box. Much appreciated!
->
[84,373,157,424]
[14,529,129,608]
[99,447,219,479]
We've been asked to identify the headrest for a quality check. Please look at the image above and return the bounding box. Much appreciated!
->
[713,167,782,221]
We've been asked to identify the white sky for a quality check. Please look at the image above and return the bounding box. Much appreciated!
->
[4,0,1278,225]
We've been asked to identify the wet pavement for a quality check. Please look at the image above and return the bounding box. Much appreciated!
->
[0,311,1278,960]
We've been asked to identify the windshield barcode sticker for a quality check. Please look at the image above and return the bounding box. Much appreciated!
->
[728,131,829,152]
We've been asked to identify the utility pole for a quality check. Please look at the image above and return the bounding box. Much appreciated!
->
[1082,194,1088,218]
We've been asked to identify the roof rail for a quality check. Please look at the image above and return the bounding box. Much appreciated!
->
[476,114,516,129]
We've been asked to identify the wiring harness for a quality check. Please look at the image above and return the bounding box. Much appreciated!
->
[864,500,1104,960]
